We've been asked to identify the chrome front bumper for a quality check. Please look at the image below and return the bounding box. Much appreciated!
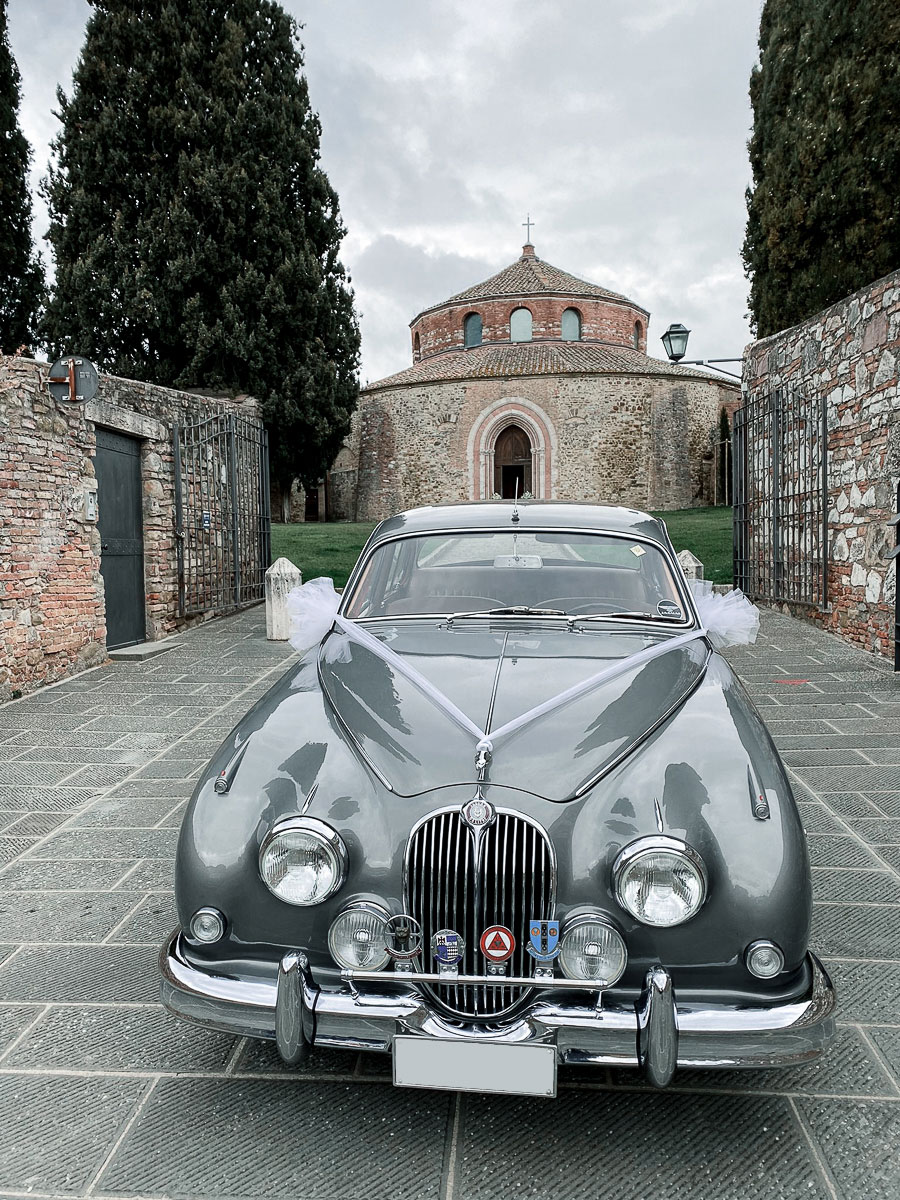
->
[159,931,836,1087]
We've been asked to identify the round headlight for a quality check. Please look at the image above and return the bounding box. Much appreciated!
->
[746,940,784,979]
[328,903,391,971]
[558,913,627,986]
[259,817,347,906]
[613,836,707,927]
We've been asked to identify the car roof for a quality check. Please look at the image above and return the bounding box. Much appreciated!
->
[367,501,672,548]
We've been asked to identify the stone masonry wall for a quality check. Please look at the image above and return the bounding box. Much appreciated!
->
[745,268,900,657]
[351,372,731,521]
[0,355,257,700]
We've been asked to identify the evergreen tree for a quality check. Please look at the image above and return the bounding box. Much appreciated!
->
[43,0,359,489]
[743,0,900,337]
[0,0,43,352]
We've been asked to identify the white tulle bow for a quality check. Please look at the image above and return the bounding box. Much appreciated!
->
[687,579,760,649]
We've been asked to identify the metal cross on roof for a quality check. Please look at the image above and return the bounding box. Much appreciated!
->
[522,213,535,242]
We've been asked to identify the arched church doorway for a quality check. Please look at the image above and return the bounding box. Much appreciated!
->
[493,424,533,497]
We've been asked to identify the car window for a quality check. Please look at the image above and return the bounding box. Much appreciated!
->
[344,531,688,620]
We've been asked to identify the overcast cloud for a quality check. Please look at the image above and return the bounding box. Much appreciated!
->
[9,0,763,384]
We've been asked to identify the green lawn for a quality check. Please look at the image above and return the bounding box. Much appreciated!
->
[651,506,733,584]
[270,521,377,589]
[271,507,733,588]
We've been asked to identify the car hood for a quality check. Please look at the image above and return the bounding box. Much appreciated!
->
[318,623,709,800]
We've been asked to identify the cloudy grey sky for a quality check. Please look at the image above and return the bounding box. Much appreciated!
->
[9,0,763,384]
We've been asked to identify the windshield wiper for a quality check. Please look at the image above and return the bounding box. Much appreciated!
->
[568,611,687,627]
[445,605,567,625]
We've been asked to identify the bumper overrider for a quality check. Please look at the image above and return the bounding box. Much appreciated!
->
[160,931,836,1088]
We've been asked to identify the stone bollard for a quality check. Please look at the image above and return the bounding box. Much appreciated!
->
[266,557,302,640]
[676,549,704,580]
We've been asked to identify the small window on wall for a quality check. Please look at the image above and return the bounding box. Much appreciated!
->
[561,308,582,341]
[510,307,533,342]
[413,333,421,361]
[633,320,643,350]
[464,313,482,348]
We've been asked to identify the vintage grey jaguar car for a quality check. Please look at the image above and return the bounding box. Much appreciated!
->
[160,501,836,1096]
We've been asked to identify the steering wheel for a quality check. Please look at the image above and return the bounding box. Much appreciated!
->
[535,597,636,615]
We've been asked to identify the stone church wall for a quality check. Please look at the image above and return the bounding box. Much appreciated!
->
[745,267,900,658]
[349,372,729,521]
[0,355,257,700]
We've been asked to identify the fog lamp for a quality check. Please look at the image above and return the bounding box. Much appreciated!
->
[188,907,225,944]
[559,913,627,986]
[745,940,784,979]
[613,836,707,927]
[259,817,347,906]
[328,903,391,971]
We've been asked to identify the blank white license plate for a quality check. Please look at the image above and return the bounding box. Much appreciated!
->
[393,1036,556,1097]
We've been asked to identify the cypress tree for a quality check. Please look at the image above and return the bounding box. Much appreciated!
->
[743,0,900,337]
[43,0,359,489]
[0,0,43,352]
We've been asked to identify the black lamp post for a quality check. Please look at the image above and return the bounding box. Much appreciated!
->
[661,323,691,363]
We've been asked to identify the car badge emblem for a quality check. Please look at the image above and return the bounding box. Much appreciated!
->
[480,925,516,963]
[526,919,560,961]
[461,796,495,829]
[383,914,423,961]
[431,928,465,965]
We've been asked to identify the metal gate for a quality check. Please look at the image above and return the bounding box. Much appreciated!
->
[173,412,271,617]
[733,387,828,607]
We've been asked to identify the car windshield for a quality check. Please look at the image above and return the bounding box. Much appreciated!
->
[343,531,690,621]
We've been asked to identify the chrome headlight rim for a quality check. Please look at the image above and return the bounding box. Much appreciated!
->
[258,816,348,907]
[612,834,708,927]
[558,909,628,987]
[328,900,392,971]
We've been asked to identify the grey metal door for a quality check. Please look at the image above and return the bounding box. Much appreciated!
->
[95,428,146,649]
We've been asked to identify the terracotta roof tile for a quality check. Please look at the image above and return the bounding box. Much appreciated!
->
[363,342,731,392]
[414,251,640,317]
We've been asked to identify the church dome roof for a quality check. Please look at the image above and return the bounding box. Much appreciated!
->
[363,340,717,392]
[413,244,644,320]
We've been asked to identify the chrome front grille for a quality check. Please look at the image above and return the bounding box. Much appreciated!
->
[405,806,555,1019]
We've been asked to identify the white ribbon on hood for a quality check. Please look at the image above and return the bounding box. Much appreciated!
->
[287,576,759,762]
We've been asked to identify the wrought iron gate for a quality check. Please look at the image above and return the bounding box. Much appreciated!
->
[732,387,828,607]
[173,412,271,617]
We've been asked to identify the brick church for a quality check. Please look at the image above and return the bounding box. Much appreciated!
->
[328,242,738,521]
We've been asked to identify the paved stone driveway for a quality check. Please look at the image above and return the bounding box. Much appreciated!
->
[0,606,899,1199]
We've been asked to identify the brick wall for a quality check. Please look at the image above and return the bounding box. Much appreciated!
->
[411,293,649,360]
[745,268,900,657]
[0,355,258,700]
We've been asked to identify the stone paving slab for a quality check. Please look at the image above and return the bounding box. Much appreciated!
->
[0,605,898,1200]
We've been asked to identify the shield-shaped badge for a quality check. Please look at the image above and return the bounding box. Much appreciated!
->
[526,919,560,961]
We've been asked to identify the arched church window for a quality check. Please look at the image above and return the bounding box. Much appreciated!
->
[633,320,643,350]
[413,332,421,361]
[561,308,582,341]
[464,312,482,348]
[510,307,532,343]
